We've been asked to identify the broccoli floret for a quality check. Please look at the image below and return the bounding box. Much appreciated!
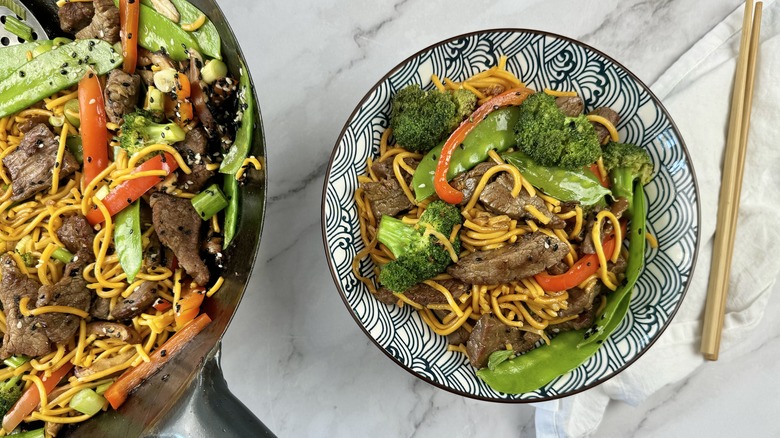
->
[602,141,653,211]
[514,93,601,169]
[390,85,477,153]
[118,109,186,155]
[449,89,478,130]
[377,201,463,292]
[0,375,23,418]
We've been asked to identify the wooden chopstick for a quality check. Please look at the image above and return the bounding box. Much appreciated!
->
[700,0,762,360]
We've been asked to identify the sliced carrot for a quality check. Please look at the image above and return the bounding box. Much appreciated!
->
[103,313,211,410]
[175,284,205,329]
[78,70,109,186]
[119,0,140,74]
[152,298,172,312]
[2,363,74,432]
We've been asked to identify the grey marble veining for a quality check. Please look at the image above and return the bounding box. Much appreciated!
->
[213,0,775,436]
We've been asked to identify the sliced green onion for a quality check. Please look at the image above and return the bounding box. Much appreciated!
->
[95,381,113,395]
[3,355,29,369]
[114,201,142,282]
[4,15,33,42]
[52,247,74,264]
[191,184,228,221]
[66,135,83,164]
[95,185,110,201]
[9,428,45,438]
[64,98,80,128]
[31,41,54,57]
[153,68,178,93]
[69,388,106,416]
[201,59,227,84]
[14,235,31,255]
[0,0,26,20]
[144,86,164,114]
[52,37,72,47]
[49,114,65,127]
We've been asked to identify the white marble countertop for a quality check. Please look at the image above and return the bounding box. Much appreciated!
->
[216,0,780,436]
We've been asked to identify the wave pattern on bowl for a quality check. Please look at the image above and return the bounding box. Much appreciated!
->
[323,29,698,401]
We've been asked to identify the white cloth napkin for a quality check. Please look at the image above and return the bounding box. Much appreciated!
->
[535,1,780,436]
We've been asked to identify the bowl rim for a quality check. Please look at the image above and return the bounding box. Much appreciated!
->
[321,27,701,402]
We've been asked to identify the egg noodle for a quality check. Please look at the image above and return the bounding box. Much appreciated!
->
[353,56,627,351]
[0,87,225,433]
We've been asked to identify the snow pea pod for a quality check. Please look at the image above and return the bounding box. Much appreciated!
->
[0,41,54,80]
[219,61,255,175]
[502,151,610,206]
[0,39,123,119]
[169,0,221,60]
[114,200,142,282]
[476,184,647,394]
[139,0,221,59]
[113,0,200,61]
[412,106,521,201]
[222,174,239,246]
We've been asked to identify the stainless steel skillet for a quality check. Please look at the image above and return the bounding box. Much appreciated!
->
[3,1,273,435]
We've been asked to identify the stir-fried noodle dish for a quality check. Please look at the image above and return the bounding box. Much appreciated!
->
[0,0,258,434]
[354,56,654,392]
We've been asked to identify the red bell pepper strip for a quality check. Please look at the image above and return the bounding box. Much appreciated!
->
[588,163,610,188]
[86,152,179,225]
[119,0,140,74]
[534,222,627,292]
[104,313,211,410]
[434,87,533,204]
[2,363,74,432]
[78,70,109,186]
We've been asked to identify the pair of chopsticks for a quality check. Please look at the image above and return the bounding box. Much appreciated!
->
[700,0,763,361]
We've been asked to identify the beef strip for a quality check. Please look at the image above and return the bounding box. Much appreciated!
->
[18,115,50,133]
[74,350,135,379]
[559,278,602,317]
[3,124,80,202]
[0,255,51,359]
[45,422,64,438]
[608,252,628,283]
[466,315,541,368]
[448,232,569,285]
[449,162,495,206]
[90,296,111,320]
[360,178,413,219]
[86,322,141,344]
[548,306,598,333]
[75,0,120,44]
[111,281,158,320]
[370,157,419,181]
[36,260,91,344]
[143,231,175,271]
[432,309,472,345]
[104,69,141,125]
[555,96,584,117]
[479,173,565,228]
[150,193,210,285]
[174,127,213,193]
[57,214,95,263]
[374,279,469,306]
[589,107,620,144]
[581,197,630,255]
[58,1,95,33]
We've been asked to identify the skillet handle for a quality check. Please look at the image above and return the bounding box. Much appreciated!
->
[150,342,275,437]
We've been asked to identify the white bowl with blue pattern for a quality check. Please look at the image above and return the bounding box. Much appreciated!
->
[321,29,700,401]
